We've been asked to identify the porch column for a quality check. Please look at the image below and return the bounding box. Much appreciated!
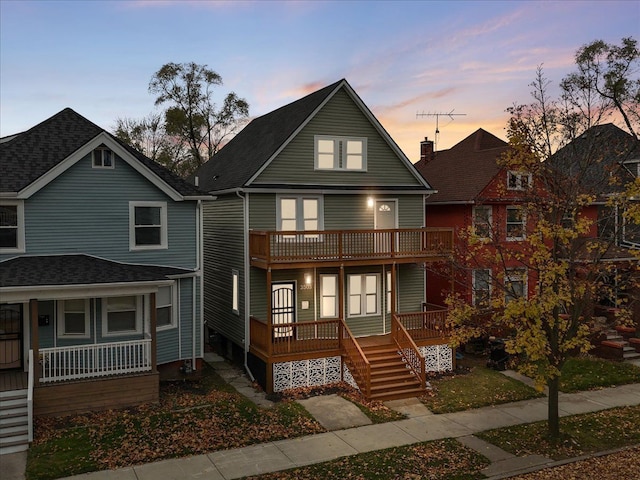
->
[391,263,397,318]
[29,299,39,387]
[266,268,273,394]
[150,292,157,372]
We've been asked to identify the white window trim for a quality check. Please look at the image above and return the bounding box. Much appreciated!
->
[386,271,392,314]
[102,296,143,337]
[129,201,168,251]
[314,135,367,171]
[232,270,240,315]
[156,284,178,331]
[472,269,491,307]
[57,299,90,339]
[505,268,528,303]
[472,205,493,239]
[347,273,380,318]
[507,170,532,190]
[506,205,526,241]
[92,147,115,169]
[0,200,25,254]
[276,195,324,238]
[319,274,338,319]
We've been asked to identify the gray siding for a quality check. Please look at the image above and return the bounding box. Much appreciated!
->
[9,154,197,269]
[202,196,245,346]
[254,90,423,187]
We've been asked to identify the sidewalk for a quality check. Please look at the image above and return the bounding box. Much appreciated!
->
[51,373,639,480]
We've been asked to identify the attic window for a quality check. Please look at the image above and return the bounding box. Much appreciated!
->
[507,171,531,190]
[315,136,367,171]
[93,147,114,169]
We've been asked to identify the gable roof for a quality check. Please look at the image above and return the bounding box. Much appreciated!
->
[0,108,208,199]
[193,79,432,193]
[415,128,509,203]
[548,123,639,196]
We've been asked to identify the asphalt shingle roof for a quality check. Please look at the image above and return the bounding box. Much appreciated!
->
[0,108,207,197]
[415,128,509,203]
[0,255,193,288]
[193,80,345,193]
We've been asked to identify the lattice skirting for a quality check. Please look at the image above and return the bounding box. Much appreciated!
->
[342,363,359,391]
[272,356,342,392]
[420,344,453,372]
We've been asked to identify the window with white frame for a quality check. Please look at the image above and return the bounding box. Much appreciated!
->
[505,268,527,304]
[507,171,531,190]
[92,146,114,168]
[156,285,176,329]
[506,206,526,240]
[277,196,322,239]
[622,203,640,246]
[0,201,25,253]
[315,136,367,171]
[320,274,338,318]
[129,202,167,250]
[232,270,239,314]
[472,269,491,307]
[103,296,142,336]
[57,299,90,338]
[473,205,493,238]
[348,274,379,317]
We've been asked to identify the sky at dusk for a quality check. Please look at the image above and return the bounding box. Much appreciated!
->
[1,0,638,163]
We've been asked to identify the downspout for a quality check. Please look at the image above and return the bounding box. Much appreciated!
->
[193,199,202,371]
[199,199,204,360]
[237,189,256,382]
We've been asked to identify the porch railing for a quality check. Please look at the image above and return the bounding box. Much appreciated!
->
[391,315,426,389]
[250,316,340,356]
[340,320,371,399]
[249,228,453,265]
[396,308,450,341]
[39,339,152,383]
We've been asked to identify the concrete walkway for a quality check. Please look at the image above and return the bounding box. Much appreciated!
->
[5,357,639,480]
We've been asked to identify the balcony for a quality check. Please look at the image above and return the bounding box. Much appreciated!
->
[249,228,453,268]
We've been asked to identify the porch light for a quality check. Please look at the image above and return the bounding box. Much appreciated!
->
[367,197,374,208]
[305,273,312,285]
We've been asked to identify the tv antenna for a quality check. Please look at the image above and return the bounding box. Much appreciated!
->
[416,109,466,152]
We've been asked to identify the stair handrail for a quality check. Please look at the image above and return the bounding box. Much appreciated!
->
[340,319,371,399]
[391,315,426,389]
[27,349,34,443]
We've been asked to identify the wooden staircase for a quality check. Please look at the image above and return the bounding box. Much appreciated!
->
[597,328,640,362]
[360,341,425,401]
[0,389,29,455]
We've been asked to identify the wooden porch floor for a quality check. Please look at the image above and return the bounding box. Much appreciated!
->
[0,370,28,392]
[357,334,394,347]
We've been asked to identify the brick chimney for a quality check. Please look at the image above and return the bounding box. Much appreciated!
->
[420,137,435,164]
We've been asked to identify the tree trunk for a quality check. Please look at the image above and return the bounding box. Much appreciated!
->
[547,376,560,439]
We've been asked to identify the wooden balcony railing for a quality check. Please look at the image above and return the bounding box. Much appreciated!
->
[39,339,152,383]
[249,228,453,266]
[391,315,426,389]
[250,316,340,357]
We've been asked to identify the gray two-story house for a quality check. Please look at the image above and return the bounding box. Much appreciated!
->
[195,79,454,401]
[0,109,210,453]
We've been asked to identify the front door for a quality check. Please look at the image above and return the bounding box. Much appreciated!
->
[272,283,295,338]
[0,304,23,370]
[375,200,398,253]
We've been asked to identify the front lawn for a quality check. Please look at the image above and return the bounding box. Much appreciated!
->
[560,356,640,393]
[421,355,543,413]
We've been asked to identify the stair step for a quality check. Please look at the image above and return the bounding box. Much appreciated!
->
[0,397,28,409]
[0,424,28,438]
[0,389,28,400]
[370,379,422,391]
[370,387,425,401]
[0,406,28,419]
[0,418,28,429]
[371,365,411,376]
[0,432,29,446]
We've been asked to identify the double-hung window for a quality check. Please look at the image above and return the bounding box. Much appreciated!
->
[320,275,338,318]
[57,299,90,338]
[506,206,525,241]
[473,206,492,239]
[315,136,367,171]
[472,269,491,307]
[277,196,322,240]
[507,171,531,190]
[348,274,379,317]
[505,269,527,304]
[156,285,176,330]
[92,147,114,168]
[0,201,25,253]
[103,296,142,336]
[130,201,167,250]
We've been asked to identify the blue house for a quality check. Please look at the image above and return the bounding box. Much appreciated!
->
[0,108,211,453]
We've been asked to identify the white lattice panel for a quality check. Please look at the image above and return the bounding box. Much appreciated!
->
[420,345,453,372]
[272,356,342,392]
[342,363,359,390]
